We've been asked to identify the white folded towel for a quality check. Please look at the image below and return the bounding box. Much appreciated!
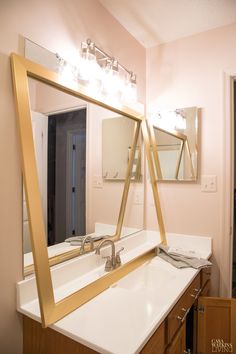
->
[167,247,202,259]
[158,245,212,269]
[65,234,105,245]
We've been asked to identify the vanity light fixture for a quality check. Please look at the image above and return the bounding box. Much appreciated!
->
[122,72,137,104]
[101,58,121,95]
[56,39,137,104]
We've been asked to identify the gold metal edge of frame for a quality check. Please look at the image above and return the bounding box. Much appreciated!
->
[141,120,167,245]
[114,121,141,239]
[147,121,163,179]
[11,53,55,327]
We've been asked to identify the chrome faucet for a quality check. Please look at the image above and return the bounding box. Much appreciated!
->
[80,235,94,254]
[95,239,124,272]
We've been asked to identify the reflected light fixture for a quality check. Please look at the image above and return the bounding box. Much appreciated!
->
[150,109,186,132]
[56,39,137,104]
[174,109,186,131]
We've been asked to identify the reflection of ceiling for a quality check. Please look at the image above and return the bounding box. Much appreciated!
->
[99,0,236,47]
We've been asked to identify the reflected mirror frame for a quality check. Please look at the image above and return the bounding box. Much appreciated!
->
[11,53,166,327]
[147,112,198,182]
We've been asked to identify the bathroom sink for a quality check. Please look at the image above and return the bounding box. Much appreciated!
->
[115,260,176,291]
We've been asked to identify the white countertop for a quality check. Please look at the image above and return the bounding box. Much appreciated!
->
[17,231,212,354]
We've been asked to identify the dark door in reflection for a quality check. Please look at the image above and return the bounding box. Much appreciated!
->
[48,108,86,245]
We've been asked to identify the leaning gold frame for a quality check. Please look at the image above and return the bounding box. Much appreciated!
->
[149,124,196,181]
[11,53,166,327]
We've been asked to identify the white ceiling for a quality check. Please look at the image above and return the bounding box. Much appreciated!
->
[99,0,236,48]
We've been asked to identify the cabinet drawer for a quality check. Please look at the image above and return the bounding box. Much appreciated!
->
[140,321,165,354]
[167,273,200,342]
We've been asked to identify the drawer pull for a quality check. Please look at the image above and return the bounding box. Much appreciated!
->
[176,307,190,322]
[190,288,202,299]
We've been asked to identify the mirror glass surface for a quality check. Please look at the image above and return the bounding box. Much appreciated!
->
[23,78,144,272]
[102,116,142,181]
[151,107,198,181]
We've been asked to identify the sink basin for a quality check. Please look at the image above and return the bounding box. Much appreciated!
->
[116,260,176,291]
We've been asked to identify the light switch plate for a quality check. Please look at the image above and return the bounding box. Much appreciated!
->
[201,175,217,192]
[134,190,144,205]
[93,175,103,189]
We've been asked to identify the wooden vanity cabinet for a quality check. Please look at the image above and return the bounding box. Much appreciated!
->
[23,269,211,354]
[23,316,99,354]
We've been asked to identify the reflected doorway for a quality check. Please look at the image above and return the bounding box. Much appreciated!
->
[48,108,86,245]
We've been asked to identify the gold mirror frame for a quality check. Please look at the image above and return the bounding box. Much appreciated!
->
[149,124,196,181]
[11,53,166,327]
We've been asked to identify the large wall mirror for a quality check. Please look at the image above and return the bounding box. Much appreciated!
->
[23,76,144,276]
[149,107,198,181]
[11,53,162,327]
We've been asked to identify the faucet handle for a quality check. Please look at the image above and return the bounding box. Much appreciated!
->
[116,247,124,255]
[115,247,124,266]
[102,256,113,272]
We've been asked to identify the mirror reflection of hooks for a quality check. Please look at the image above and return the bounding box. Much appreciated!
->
[102,117,142,182]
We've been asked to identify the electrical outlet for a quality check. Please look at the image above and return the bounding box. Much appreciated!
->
[201,175,217,192]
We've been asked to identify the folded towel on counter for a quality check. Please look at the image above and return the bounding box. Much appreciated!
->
[167,246,201,259]
[65,235,105,245]
[157,245,212,269]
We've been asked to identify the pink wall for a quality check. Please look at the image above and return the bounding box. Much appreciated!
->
[146,23,236,297]
[2,0,236,351]
[0,1,145,353]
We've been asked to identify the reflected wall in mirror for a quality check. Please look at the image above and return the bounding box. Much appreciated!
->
[23,78,144,275]
[150,107,198,181]
[102,116,142,181]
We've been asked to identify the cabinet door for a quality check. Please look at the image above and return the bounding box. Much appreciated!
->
[140,322,165,354]
[197,297,236,354]
[166,323,186,354]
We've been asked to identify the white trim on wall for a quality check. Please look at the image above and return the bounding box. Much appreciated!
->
[221,69,236,297]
